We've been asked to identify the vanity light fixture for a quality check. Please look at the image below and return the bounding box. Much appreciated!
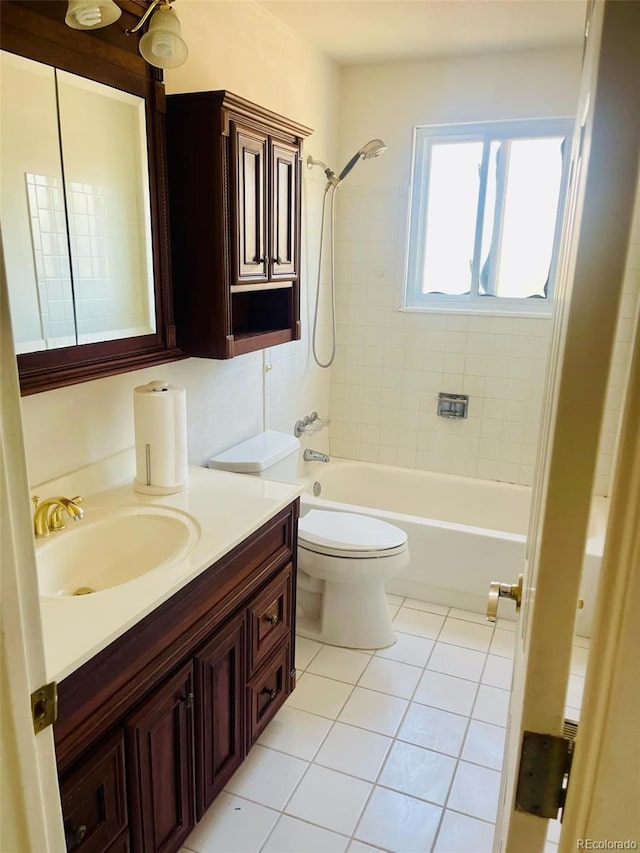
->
[65,0,122,30]
[126,0,189,69]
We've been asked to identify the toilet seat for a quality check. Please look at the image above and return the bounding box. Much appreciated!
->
[298,510,408,559]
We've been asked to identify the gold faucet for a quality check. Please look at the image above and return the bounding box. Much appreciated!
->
[32,495,84,538]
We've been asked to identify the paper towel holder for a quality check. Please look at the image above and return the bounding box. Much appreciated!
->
[133,379,189,495]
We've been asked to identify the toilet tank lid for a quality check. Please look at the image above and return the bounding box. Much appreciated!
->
[208,430,300,473]
[299,510,408,553]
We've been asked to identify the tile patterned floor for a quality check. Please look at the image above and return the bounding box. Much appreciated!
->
[182,596,587,853]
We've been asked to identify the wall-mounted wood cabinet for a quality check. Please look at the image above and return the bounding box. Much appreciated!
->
[54,502,298,853]
[166,91,312,359]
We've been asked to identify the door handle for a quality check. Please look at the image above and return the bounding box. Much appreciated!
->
[487,574,523,622]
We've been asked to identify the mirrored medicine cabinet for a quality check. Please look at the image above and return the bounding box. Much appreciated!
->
[0,1,183,395]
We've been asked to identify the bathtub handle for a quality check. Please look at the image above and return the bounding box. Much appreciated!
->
[487,574,523,622]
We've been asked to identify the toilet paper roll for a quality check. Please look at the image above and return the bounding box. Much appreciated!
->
[133,380,189,495]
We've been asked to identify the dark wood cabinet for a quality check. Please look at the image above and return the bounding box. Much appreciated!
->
[247,639,291,746]
[166,91,312,359]
[270,142,299,282]
[60,731,127,853]
[126,662,196,852]
[55,501,299,853]
[194,613,245,818]
[248,563,292,673]
[0,1,185,396]
[105,833,130,853]
[232,123,269,285]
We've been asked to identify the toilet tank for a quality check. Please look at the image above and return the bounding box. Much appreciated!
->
[208,430,300,482]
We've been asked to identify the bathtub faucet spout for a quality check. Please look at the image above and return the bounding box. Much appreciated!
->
[304,449,330,463]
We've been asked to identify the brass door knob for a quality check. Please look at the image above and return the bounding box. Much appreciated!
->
[487,574,523,622]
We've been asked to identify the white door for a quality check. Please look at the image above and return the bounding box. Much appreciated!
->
[495,1,640,850]
[0,239,65,849]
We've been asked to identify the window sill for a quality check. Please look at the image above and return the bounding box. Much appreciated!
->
[399,304,553,320]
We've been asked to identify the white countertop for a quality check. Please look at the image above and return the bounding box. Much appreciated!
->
[39,465,302,683]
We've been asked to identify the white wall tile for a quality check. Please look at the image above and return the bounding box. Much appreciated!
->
[328,156,637,494]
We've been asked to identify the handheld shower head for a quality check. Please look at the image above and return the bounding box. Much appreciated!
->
[337,138,387,181]
[360,138,387,160]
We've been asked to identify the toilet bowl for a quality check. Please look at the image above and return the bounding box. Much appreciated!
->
[297,510,409,649]
[208,431,409,650]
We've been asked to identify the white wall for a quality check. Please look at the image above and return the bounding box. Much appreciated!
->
[18,0,339,486]
[330,46,640,494]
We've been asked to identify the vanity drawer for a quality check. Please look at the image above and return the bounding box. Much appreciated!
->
[248,564,292,674]
[247,639,291,746]
[60,730,127,853]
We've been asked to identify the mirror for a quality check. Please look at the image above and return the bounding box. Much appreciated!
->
[1,52,156,353]
[0,0,182,395]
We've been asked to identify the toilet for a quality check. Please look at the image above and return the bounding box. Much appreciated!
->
[208,431,409,650]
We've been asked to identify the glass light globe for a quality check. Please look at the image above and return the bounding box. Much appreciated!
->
[139,6,189,69]
[65,0,122,30]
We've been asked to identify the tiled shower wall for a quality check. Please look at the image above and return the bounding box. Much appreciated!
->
[329,184,552,488]
[330,177,640,497]
[330,48,640,496]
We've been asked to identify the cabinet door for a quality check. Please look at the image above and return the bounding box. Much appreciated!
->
[232,122,268,284]
[125,661,195,853]
[60,730,128,853]
[270,142,299,281]
[194,613,245,818]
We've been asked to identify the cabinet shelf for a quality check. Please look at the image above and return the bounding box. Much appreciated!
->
[232,329,295,356]
[166,91,312,359]
[230,281,293,294]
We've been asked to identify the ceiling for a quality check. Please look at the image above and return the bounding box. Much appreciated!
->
[255,0,587,65]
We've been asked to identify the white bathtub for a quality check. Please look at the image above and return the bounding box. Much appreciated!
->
[300,459,607,637]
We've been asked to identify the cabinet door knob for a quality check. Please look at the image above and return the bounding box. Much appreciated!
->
[261,687,277,700]
[252,255,266,264]
[272,256,282,265]
[265,614,279,626]
[180,691,194,709]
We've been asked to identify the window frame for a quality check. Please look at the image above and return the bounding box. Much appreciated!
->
[402,117,574,317]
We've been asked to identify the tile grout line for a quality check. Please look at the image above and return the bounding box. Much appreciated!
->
[216,603,512,853]
[347,603,467,850]
[285,606,443,850]
[257,646,367,849]
[425,611,495,850]
[437,641,500,839]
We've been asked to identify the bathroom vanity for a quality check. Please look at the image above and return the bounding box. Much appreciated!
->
[38,465,300,852]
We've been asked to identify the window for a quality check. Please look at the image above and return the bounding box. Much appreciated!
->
[403,119,573,314]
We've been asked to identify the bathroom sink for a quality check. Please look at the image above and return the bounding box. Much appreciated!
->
[36,505,200,598]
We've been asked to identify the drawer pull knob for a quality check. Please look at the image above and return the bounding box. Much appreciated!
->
[66,823,87,848]
[180,691,194,709]
[265,614,279,626]
[261,687,277,700]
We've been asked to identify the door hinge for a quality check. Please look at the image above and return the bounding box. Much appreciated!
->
[516,720,578,820]
[31,682,58,734]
